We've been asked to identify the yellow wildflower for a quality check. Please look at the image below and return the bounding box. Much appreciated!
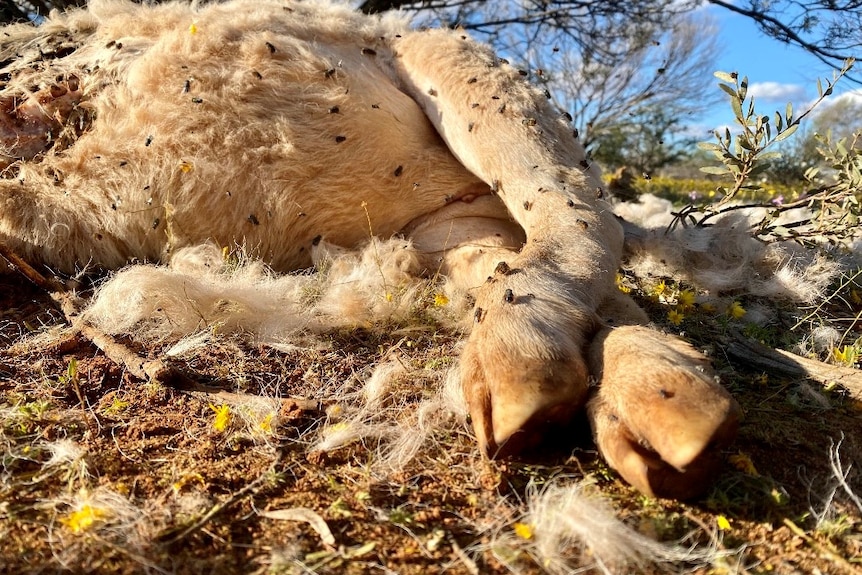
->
[210,403,231,432]
[728,452,759,476]
[102,396,129,416]
[189,22,198,35]
[677,289,696,309]
[652,280,668,297]
[63,504,108,534]
[667,309,684,326]
[716,515,731,531]
[433,293,449,307]
[513,522,534,540]
[172,472,205,493]
[615,273,631,294]
[833,345,858,366]
[727,301,746,319]
[258,413,274,434]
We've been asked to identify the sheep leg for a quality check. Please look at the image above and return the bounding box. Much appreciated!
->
[391,31,624,457]
[587,292,741,499]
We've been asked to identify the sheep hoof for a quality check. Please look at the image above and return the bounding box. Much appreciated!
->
[459,277,594,458]
[587,325,740,499]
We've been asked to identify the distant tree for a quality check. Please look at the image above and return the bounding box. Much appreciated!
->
[766,94,862,185]
[591,105,696,175]
[543,13,720,153]
[809,94,862,144]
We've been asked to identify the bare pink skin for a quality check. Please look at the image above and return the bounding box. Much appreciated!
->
[0,79,83,169]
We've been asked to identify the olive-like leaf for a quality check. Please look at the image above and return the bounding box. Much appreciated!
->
[774,123,799,142]
[758,151,783,161]
[700,166,730,175]
[719,83,737,98]
[738,137,756,151]
[731,97,743,119]
[748,163,770,177]
[714,71,737,83]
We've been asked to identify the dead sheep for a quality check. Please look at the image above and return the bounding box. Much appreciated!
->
[0,0,739,499]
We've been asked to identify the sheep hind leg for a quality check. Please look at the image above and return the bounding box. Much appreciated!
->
[403,194,525,292]
[587,292,741,499]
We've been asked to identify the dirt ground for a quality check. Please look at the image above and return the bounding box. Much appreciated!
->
[1,269,861,574]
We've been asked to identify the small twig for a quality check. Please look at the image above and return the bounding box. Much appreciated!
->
[75,323,192,383]
[1,241,326,413]
[828,434,862,514]
[178,384,325,413]
[725,332,862,399]
[157,463,275,545]
[781,518,857,574]
[0,242,68,293]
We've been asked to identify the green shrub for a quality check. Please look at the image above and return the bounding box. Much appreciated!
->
[616,175,804,205]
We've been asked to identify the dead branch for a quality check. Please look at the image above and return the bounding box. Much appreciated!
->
[172,381,325,413]
[1,241,324,412]
[0,242,69,293]
[725,332,862,400]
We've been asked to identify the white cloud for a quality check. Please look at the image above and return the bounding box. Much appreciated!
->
[822,88,862,106]
[794,87,862,119]
[747,81,807,103]
[679,122,728,139]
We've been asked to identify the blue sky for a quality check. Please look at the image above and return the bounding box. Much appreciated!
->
[693,3,858,135]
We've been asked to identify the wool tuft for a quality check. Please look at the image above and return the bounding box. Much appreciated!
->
[83,238,464,344]
[617,194,847,303]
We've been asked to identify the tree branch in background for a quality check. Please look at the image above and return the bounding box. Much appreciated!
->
[366,1,715,161]
[707,0,862,83]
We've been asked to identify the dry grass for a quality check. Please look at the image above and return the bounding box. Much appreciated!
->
[1,250,861,574]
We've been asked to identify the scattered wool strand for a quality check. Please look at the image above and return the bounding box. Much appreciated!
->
[310,358,467,478]
[513,479,725,574]
[616,194,848,303]
[83,238,463,344]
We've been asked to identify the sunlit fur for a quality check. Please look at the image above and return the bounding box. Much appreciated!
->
[1,0,740,503]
